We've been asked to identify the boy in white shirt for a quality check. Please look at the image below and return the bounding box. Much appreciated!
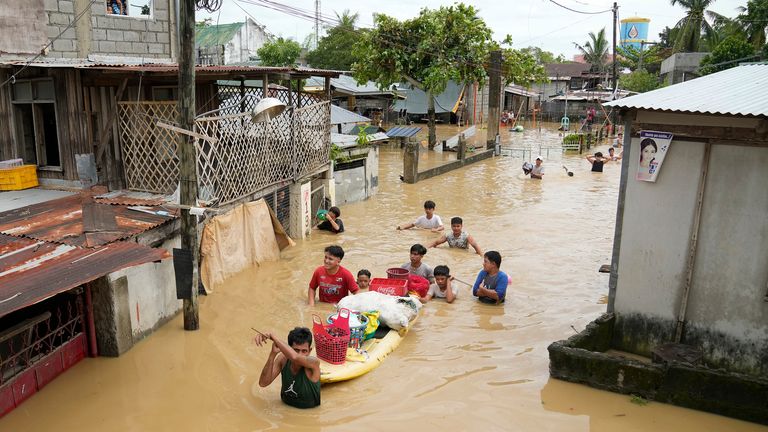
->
[419,265,457,303]
[397,200,444,232]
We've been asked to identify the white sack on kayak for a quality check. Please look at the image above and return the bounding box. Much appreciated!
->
[337,291,421,330]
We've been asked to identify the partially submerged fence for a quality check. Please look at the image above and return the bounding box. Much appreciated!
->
[117,96,331,206]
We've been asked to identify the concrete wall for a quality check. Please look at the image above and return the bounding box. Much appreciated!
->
[334,145,379,205]
[613,109,768,375]
[226,19,269,64]
[0,1,49,56]
[93,235,181,356]
[16,0,177,60]
[659,53,708,85]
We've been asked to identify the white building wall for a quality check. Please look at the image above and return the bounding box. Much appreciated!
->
[614,110,767,374]
[109,235,181,338]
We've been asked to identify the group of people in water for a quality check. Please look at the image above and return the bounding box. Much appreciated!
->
[524,132,625,179]
[255,200,509,408]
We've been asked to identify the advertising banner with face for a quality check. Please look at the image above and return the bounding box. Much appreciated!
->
[637,131,673,182]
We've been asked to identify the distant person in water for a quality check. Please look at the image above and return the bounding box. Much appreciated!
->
[316,206,344,233]
[530,156,545,179]
[607,147,622,161]
[397,200,444,232]
[587,152,608,173]
[255,327,320,409]
[472,251,509,305]
[428,216,483,256]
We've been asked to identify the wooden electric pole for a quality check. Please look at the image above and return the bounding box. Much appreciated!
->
[179,0,199,330]
[486,50,502,149]
[612,2,619,132]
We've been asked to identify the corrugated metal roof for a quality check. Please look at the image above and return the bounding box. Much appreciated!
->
[195,22,244,48]
[0,234,169,317]
[606,64,768,117]
[305,75,396,96]
[331,104,370,125]
[0,194,177,248]
[504,84,539,98]
[331,132,389,148]
[386,126,422,138]
[393,81,463,115]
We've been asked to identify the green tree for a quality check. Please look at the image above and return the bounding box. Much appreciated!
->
[307,11,362,70]
[352,4,493,149]
[574,28,610,72]
[617,45,664,73]
[737,0,768,49]
[257,37,302,67]
[620,69,662,92]
[520,46,566,64]
[670,0,717,52]
[501,44,548,86]
[699,36,757,74]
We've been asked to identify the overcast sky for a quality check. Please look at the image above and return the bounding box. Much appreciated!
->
[198,0,746,58]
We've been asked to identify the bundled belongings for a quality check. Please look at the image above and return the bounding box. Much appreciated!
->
[337,291,422,330]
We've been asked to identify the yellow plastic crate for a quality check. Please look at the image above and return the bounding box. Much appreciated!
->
[0,165,39,191]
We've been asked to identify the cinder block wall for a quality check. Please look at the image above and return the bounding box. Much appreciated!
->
[43,0,175,60]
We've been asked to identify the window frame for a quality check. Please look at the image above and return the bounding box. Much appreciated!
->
[104,0,154,19]
[11,78,63,171]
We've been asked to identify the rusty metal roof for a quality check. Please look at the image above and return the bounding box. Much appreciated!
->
[0,234,169,317]
[0,194,177,247]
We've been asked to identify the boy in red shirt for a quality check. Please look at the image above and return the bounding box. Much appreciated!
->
[308,245,359,306]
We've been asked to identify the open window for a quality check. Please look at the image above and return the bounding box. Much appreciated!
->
[105,0,152,18]
[12,79,62,169]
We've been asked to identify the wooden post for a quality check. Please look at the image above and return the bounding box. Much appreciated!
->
[403,140,419,184]
[287,79,294,107]
[486,50,502,149]
[239,77,246,113]
[457,133,466,161]
[178,0,199,331]
[262,74,269,98]
[427,90,436,149]
[324,76,331,101]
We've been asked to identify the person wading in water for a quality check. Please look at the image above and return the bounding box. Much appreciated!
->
[255,328,321,409]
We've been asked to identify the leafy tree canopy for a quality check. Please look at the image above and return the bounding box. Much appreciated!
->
[670,0,717,52]
[520,46,566,64]
[616,45,664,73]
[620,69,662,93]
[574,28,610,72]
[499,39,548,86]
[699,36,756,74]
[307,11,363,70]
[257,37,302,67]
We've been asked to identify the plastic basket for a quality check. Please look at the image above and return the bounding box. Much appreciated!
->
[327,311,369,349]
[0,165,38,191]
[370,277,408,297]
[386,267,410,279]
[313,308,351,365]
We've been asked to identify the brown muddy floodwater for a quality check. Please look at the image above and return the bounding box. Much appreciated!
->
[3,123,766,432]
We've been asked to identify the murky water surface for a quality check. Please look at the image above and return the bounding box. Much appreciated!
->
[3,123,765,431]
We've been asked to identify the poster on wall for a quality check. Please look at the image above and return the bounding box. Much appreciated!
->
[637,131,674,182]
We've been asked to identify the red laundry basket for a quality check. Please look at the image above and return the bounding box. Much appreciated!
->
[313,308,351,365]
[386,267,410,279]
[407,274,430,297]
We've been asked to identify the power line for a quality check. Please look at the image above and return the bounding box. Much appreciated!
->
[0,0,101,89]
[545,0,613,15]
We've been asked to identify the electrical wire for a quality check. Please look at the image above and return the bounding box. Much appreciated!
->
[0,0,101,89]
[545,0,613,15]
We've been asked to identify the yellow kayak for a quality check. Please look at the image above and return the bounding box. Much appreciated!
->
[319,313,419,384]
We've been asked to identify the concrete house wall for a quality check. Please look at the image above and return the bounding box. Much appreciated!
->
[0,0,176,60]
[613,110,768,375]
[224,19,270,64]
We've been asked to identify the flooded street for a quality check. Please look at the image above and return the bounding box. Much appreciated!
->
[2,123,766,432]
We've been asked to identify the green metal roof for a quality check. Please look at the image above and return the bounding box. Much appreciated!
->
[195,22,244,48]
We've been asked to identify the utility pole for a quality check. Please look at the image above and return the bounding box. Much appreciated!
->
[179,0,199,331]
[611,2,619,134]
[486,50,502,149]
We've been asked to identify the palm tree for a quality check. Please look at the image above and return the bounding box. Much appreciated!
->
[670,0,717,52]
[574,28,610,72]
[736,0,768,49]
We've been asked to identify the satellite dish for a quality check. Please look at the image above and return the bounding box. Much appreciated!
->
[251,97,286,122]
